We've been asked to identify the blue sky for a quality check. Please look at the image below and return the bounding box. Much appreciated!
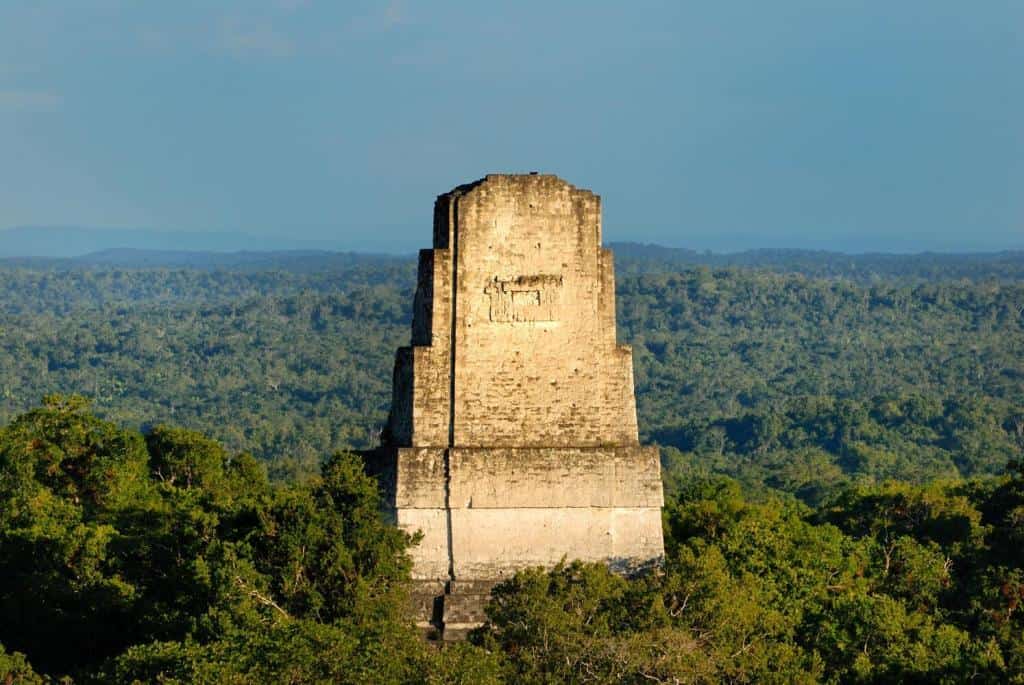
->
[1,1,1021,253]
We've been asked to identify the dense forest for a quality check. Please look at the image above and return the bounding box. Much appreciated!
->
[1,251,1020,494]
[1,397,1024,682]
[0,248,1022,682]
[612,243,1024,283]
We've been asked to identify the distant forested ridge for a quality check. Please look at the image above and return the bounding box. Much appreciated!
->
[612,242,1024,283]
[6,242,1024,281]
[0,247,1021,494]
[0,225,354,258]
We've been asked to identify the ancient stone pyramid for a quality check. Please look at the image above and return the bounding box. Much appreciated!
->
[371,173,664,639]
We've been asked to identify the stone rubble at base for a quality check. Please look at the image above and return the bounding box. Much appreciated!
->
[366,174,665,640]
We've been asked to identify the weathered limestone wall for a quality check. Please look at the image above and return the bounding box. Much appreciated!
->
[449,175,638,447]
[393,446,664,582]
[387,175,641,449]
[377,174,665,635]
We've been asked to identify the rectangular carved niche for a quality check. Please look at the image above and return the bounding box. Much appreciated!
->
[485,274,563,323]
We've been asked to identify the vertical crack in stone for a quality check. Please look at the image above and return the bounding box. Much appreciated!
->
[443,448,455,583]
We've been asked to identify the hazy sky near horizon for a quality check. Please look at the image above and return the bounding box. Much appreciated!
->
[1,1,1021,253]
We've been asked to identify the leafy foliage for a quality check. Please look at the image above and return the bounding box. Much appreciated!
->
[0,399,442,682]
[0,644,46,685]
[0,400,1023,682]
[472,473,1024,683]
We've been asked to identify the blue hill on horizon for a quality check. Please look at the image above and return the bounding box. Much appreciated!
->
[0,226,353,258]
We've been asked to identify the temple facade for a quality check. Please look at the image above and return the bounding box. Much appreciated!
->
[373,173,664,639]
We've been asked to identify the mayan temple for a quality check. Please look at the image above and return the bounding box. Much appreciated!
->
[372,173,664,639]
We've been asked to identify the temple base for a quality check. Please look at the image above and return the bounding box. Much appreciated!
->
[408,580,493,641]
[366,445,665,640]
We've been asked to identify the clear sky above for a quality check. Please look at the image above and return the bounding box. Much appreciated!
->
[1,1,1021,253]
